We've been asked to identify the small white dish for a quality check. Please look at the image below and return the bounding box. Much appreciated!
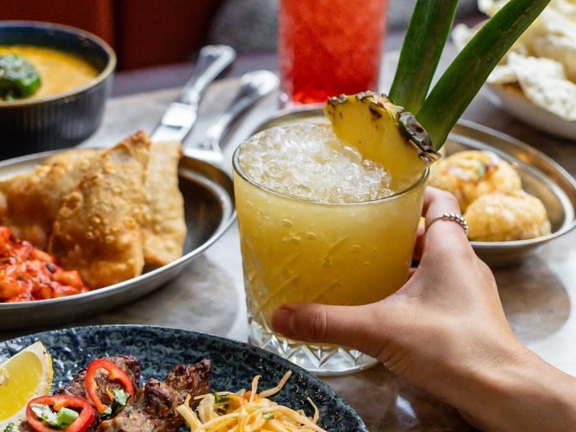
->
[485,83,576,142]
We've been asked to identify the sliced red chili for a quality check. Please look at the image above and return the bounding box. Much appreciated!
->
[85,358,134,414]
[26,395,95,432]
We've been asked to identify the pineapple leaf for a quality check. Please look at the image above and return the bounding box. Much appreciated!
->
[388,0,459,113]
[417,0,551,150]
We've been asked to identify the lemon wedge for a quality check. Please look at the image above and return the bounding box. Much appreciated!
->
[0,341,53,430]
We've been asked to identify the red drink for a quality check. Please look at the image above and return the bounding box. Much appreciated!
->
[278,0,388,106]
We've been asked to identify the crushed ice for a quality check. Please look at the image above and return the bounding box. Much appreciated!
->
[238,123,392,203]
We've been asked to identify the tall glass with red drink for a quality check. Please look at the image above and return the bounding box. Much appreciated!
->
[278,0,388,106]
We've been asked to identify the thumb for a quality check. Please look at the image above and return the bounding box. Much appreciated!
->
[271,302,387,358]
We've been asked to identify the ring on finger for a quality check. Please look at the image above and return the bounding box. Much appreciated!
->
[426,212,469,237]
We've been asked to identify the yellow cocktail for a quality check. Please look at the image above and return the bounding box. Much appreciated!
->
[233,121,428,375]
[233,0,550,375]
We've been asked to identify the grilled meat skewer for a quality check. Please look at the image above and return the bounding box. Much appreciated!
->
[17,356,211,432]
[98,358,212,432]
[56,355,141,402]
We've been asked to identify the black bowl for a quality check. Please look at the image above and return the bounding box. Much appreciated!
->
[0,21,116,160]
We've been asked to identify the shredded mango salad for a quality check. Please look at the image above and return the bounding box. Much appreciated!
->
[177,371,327,432]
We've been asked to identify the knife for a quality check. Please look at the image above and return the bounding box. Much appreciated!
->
[150,45,237,143]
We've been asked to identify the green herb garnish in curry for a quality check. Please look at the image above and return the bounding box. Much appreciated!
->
[0,54,41,101]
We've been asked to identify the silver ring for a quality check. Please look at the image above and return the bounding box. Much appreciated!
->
[427,212,469,236]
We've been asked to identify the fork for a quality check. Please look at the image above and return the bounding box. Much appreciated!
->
[184,70,279,165]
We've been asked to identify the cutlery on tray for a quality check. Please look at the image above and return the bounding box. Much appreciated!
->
[150,44,237,143]
[184,69,279,165]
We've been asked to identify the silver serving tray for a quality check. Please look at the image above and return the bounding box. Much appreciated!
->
[253,108,576,268]
[0,151,235,330]
[449,121,576,267]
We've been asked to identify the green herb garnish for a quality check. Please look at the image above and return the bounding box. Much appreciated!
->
[30,404,79,429]
[0,54,41,101]
[213,391,230,404]
[101,388,131,417]
[476,161,487,178]
[3,423,17,432]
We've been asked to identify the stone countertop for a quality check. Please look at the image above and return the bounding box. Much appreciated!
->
[2,48,576,430]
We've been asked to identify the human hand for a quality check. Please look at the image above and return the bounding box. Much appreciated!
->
[272,187,518,389]
[272,188,576,430]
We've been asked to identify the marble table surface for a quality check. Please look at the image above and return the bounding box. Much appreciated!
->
[2,49,576,431]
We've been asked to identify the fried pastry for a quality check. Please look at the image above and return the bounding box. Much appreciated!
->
[0,131,186,289]
[48,132,151,288]
[464,190,551,242]
[143,141,186,266]
[0,148,98,248]
[429,150,522,211]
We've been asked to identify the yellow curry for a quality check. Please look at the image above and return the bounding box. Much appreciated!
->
[0,45,99,100]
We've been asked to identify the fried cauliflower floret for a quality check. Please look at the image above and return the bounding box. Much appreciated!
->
[464,190,551,242]
[429,150,522,211]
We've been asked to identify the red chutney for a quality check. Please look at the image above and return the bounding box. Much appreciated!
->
[0,226,89,302]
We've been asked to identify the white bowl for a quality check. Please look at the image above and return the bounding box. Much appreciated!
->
[485,83,576,142]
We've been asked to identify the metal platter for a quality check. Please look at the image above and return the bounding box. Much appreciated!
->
[449,120,576,267]
[0,151,235,330]
[253,108,576,268]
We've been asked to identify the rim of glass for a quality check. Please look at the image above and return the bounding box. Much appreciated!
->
[232,143,430,205]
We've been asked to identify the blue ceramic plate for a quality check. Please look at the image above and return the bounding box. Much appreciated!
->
[0,325,368,431]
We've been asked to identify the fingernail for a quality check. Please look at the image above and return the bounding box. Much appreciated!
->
[271,306,295,338]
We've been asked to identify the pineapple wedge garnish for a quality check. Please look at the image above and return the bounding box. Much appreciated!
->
[324,92,441,189]
[324,0,549,189]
